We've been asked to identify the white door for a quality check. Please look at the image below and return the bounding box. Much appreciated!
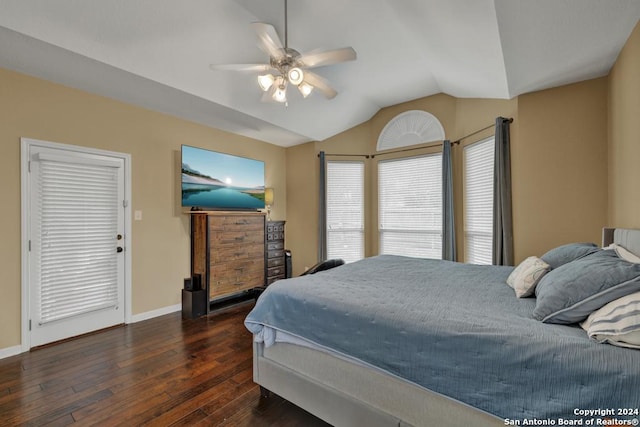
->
[26,141,126,347]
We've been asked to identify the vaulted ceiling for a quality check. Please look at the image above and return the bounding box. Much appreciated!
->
[1,0,639,147]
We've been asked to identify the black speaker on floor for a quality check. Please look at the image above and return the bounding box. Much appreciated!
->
[284,249,292,278]
[182,289,207,319]
[192,273,202,291]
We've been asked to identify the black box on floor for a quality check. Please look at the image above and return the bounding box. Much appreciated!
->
[182,289,207,319]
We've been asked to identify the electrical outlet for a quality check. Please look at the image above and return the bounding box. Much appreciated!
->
[134,210,142,221]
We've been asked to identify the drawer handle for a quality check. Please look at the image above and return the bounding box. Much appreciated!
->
[235,220,248,225]
[235,267,244,272]
[234,282,245,286]
[235,236,245,241]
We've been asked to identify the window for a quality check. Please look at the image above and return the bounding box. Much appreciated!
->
[464,137,495,264]
[326,161,365,263]
[378,154,442,258]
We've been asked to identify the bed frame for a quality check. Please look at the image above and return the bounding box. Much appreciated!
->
[252,227,640,427]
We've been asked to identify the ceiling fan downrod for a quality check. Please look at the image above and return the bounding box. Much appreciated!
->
[284,0,288,50]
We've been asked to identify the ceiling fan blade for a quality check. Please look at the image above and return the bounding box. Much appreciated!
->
[209,63,272,72]
[304,71,338,99]
[251,22,285,59]
[298,47,357,68]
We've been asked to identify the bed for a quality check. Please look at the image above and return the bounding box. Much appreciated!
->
[245,228,640,427]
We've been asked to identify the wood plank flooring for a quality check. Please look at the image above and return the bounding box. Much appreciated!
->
[0,302,330,426]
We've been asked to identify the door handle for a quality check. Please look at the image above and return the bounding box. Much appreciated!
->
[116,247,124,253]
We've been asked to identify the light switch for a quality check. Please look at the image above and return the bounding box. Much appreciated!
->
[134,210,142,221]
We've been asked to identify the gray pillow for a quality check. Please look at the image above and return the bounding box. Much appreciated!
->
[540,242,599,270]
[533,250,640,324]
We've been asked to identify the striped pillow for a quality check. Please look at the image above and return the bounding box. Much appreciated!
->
[581,291,640,349]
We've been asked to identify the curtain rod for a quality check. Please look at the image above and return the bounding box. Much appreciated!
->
[317,153,371,158]
[453,118,513,144]
[319,140,442,158]
[371,140,445,158]
[319,117,513,158]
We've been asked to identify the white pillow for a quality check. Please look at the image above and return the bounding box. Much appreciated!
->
[506,256,550,298]
[604,243,640,264]
[581,291,640,349]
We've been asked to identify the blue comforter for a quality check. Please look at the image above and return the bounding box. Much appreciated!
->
[245,255,640,420]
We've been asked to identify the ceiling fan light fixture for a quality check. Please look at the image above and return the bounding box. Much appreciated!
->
[298,82,314,98]
[258,73,275,91]
[288,67,304,85]
[272,78,288,103]
[215,0,356,104]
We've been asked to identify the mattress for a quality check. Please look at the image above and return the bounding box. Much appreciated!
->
[245,255,640,420]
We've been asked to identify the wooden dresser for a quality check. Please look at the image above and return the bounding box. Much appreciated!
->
[265,220,286,285]
[191,212,266,306]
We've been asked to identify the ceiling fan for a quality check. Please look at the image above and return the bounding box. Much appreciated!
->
[210,0,357,104]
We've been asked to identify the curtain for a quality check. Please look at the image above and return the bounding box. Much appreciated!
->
[318,151,327,262]
[442,140,456,261]
[492,117,514,266]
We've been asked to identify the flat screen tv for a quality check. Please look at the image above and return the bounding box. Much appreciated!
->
[181,145,265,210]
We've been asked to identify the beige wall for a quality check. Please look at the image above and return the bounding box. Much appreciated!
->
[515,78,608,258]
[0,68,286,349]
[608,20,640,228]
[285,80,610,273]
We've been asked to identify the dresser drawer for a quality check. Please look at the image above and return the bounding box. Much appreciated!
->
[210,259,264,297]
[211,243,264,263]
[266,222,284,232]
[209,215,264,232]
[266,275,285,285]
[210,229,264,247]
[266,232,284,241]
[267,257,284,268]
[268,265,285,277]
[267,241,284,251]
[268,249,285,259]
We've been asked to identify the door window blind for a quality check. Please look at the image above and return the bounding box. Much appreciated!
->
[378,154,442,258]
[36,158,119,324]
[326,161,364,263]
[464,137,495,265]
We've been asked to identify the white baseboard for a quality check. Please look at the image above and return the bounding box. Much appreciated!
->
[130,303,181,323]
[0,345,23,360]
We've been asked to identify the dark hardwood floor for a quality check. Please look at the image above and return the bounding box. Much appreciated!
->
[0,302,330,426]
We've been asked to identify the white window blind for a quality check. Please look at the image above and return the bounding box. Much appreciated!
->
[36,158,119,324]
[378,154,442,258]
[464,137,495,265]
[326,161,365,263]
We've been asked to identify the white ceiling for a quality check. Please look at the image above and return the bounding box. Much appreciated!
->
[1,0,639,147]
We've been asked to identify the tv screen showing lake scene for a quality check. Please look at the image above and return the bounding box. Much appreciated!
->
[181,145,265,210]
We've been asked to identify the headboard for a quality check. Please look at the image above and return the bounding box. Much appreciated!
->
[602,227,640,257]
